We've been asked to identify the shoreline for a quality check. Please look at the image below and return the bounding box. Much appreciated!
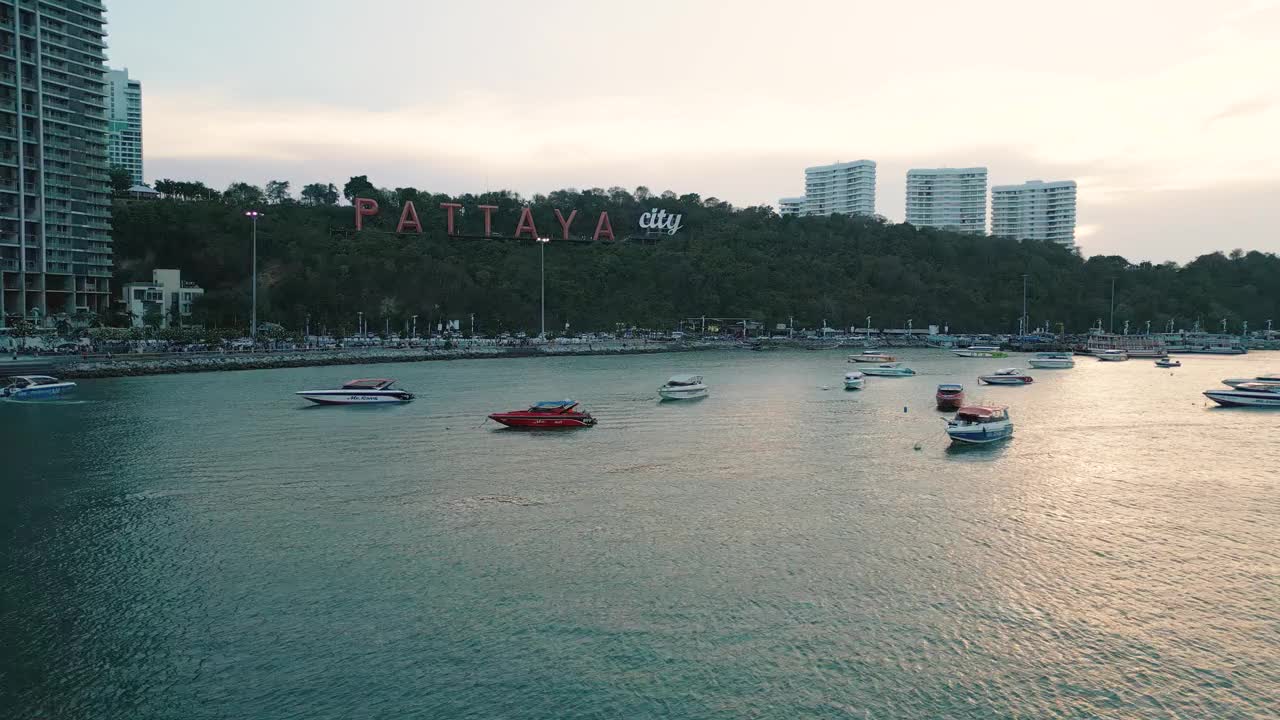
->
[54,341,719,379]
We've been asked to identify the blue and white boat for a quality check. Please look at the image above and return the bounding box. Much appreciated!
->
[2,375,77,399]
[945,405,1013,444]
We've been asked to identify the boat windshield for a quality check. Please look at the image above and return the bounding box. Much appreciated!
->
[937,385,963,393]
[665,375,702,386]
[342,379,393,390]
[530,400,579,412]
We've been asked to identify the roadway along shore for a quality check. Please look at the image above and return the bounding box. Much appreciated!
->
[54,340,722,379]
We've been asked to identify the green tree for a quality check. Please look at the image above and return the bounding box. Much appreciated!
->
[343,175,375,202]
[224,182,266,207]
[142,303,164,330]
[109,166,133,195]
[300,182,339,206]
[265,180,292,204]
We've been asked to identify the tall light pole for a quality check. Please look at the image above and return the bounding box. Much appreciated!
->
[244,210,262,339]
[1021,274,1028,337]
[536,237,550,340]
[412,314,418,339]
[357,311,363,340]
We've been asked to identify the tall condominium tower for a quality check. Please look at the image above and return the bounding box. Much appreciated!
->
[0,0,111,327]
[107,66,141,185]
[991,180,1078,248]
[904,167,988,234]
[802,160,876,216]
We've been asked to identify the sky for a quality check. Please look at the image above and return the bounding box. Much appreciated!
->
[108,0,1280,262]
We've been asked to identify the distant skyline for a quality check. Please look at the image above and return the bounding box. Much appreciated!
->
[109,0,1280,263]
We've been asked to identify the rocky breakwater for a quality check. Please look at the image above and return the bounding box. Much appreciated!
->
[59,340,710,379]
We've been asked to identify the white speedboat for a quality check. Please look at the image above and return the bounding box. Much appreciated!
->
[952,345,1007,358]
[2,375,77,399]
[1154,358,1181,368]
[658,374,708,400]
[1028,352,1075,369]
[945,405,1013,444]
[977,368,1033,385]
[849,351,895,363]
[1221,372,1280,389]
[1096,349,1129,361]
[296,378,415,404]
[861,363,916,377]
[1204,383,1280,407]
[843,371,865,390]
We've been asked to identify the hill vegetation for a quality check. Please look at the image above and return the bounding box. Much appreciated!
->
[108,180,1280,337]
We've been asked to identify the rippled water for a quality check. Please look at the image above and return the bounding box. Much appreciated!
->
[3,350,1278,718]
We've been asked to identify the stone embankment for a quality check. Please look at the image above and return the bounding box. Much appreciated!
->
[58,341,714,379]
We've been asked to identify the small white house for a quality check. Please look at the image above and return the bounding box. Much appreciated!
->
[121,269,204,328]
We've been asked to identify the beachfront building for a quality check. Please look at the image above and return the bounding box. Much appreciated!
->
[904,167,988,234]
[0,0,113,328]
[778,196,805,216]
[991,179,1078,248]
[121,269,204,328]
[107,67,142,185]
[802,160,876,216]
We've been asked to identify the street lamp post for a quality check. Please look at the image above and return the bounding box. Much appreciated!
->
[357,311,363,341]
[536,237,550,340]
[412,314,418,339]
[244,211,263,340]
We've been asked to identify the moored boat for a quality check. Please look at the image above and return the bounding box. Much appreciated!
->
[1154,358,1181,368]
[843,371,865,390]
[1203,384,1280,407]
[849,351,896,363]
[952,345,1007,358]
[861,363,916,377]
[489,400,597,427]
[658,374,708,400]
[1221,372,1280,389]
[1028,352,1075,369]
[977,368,1033,385]
[945,405,1013,444]
[1,375,77,399]
[295,378,415,405]
[1096,349,1129,362]
[935,383,964,410]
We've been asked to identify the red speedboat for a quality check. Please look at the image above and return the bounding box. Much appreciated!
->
[488,400,597,428]
[935,383,965,411]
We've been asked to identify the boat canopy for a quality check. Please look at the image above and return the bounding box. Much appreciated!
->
[530,400,580,412]
[993,368,1023,375]
[342,378,395,389]
[665,375,703,386]
[937,384,964,392]
[956,405,1007,419]
[1233,383,1280,393]
[844,371,864,379]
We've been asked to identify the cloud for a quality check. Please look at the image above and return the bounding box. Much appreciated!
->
[1206,96,1276,125]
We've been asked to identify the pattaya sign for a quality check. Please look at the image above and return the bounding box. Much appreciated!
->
[353,198,682,240]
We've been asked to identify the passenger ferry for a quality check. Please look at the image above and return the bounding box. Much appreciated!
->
[1084,332,1166,358]
[1159,332,1247,355]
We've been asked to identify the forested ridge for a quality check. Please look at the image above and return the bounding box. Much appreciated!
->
[109,181,1280,336]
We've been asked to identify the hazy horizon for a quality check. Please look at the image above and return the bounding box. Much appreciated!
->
[109,0,1280,263]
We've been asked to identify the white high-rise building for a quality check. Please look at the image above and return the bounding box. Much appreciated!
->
[991,180,1078,247]
[778,197,805,216]
[107,67,143,186]
[904,168,988,234]
[802,160,876,216]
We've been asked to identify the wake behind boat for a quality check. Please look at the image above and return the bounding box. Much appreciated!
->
[489,400,597,428]
[296,378,415,405]
[2,375,77,399]
[658,374,708,400]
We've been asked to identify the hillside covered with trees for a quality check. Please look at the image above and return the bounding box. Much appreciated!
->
[108,180,1280,337]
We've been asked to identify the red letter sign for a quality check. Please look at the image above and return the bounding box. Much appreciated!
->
[593,211,614,241]
[513,207,539,239]
[440,202,462,234]
[554,209,578,240]
[354,197,379,230]
[396,201,422,234]
[477,205,498,237]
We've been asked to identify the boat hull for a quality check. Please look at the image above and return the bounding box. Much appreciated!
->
[1154,361,1180,368]
[952,350,1007,358]
[1096,354,1128,362]
[946,423,1013,444]
[658,386,708,401]
[977,376,1032,385]
[843,379,864,390]
[936,397,963,411]
[1203,391,1280,407]
[1222,378,1280,389]
[861,369,915,377]
[489,413,596,428]
[850,355,894,363]
[296,391,413,405]
[1028,359,1074,369]
[3,382,76,399]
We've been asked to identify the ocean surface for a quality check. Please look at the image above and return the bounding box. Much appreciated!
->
[2,349,1277,719]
